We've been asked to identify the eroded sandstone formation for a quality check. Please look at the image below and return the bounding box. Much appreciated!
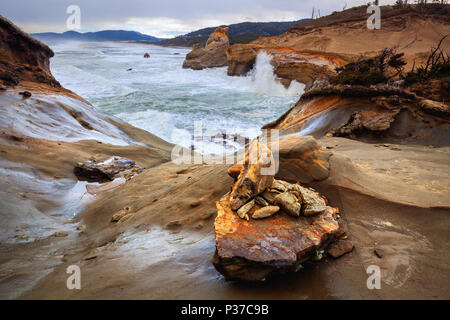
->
[0,15,60,88]
[226,44,348,89]
[74,157,143,182]
[262,84,450,146]
[182,27,230,70]
[213,140,342,281]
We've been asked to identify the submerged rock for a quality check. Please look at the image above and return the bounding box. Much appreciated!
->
[74,157,142,182]
[19,91,31,98]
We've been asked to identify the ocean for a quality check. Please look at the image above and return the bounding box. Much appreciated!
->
[49,41,304,154]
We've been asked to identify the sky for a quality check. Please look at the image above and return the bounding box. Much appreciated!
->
[0,0,397,38]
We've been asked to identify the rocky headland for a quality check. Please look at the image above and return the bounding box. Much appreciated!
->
[182,27,230,70]
[226,44,349,90]
[0,4,450,300]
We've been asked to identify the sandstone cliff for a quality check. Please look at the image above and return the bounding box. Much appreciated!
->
[182,27,230,70]
[0,12,449,300]
[252,4,450,66]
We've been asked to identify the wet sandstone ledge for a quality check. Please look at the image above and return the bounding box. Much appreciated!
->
[213,139,346,281]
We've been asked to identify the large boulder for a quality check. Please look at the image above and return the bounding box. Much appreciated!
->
[74,157,143,182]
[0,15,60,87]
[182,27,229,70]
[226,135,332,184]
[226,44,348,89]
[214,138,341,281]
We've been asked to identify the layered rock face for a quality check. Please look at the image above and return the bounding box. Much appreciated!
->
[262,85,450,146]
[74,157,143,182]
[226,44,348,89]
[213,139,342,281]
[251,5,450,67]
[1,9,450,300]
[182,27,230,70]
[0,15,60,88]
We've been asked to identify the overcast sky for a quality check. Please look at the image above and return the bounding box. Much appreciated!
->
[0,0,396,38]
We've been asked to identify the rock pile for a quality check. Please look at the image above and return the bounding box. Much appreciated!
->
[233,179,328,221]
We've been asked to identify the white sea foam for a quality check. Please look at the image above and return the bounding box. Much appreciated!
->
[50,42,304,155]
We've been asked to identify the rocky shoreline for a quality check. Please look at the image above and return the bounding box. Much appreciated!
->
[1,5,450,299]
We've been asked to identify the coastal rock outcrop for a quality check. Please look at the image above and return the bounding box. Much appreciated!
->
[251,5,450,68]
[213,184,340,281]
[229,140,274,211]
[182,27,230,70]
[1,9,450,299]
[213,140,341,281]
[227,135,332,184]
[226,44,348,89]
[74,157,143,182]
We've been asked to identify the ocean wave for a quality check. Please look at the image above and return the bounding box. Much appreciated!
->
[49,42,303,155]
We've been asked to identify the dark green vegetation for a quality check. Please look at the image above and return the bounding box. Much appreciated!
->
[331,48,407,86]
[158,19,310,47]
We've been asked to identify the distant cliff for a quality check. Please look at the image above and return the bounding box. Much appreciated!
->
[158,19,310,47]
[32,30,165,44]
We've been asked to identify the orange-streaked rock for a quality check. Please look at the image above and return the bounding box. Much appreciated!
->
[213,194,340,281]
[263,86,450,146]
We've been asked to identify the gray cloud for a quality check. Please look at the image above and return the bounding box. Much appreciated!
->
[0,0,396,38]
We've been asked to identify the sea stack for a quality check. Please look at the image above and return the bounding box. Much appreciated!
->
[182,26,230,70]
